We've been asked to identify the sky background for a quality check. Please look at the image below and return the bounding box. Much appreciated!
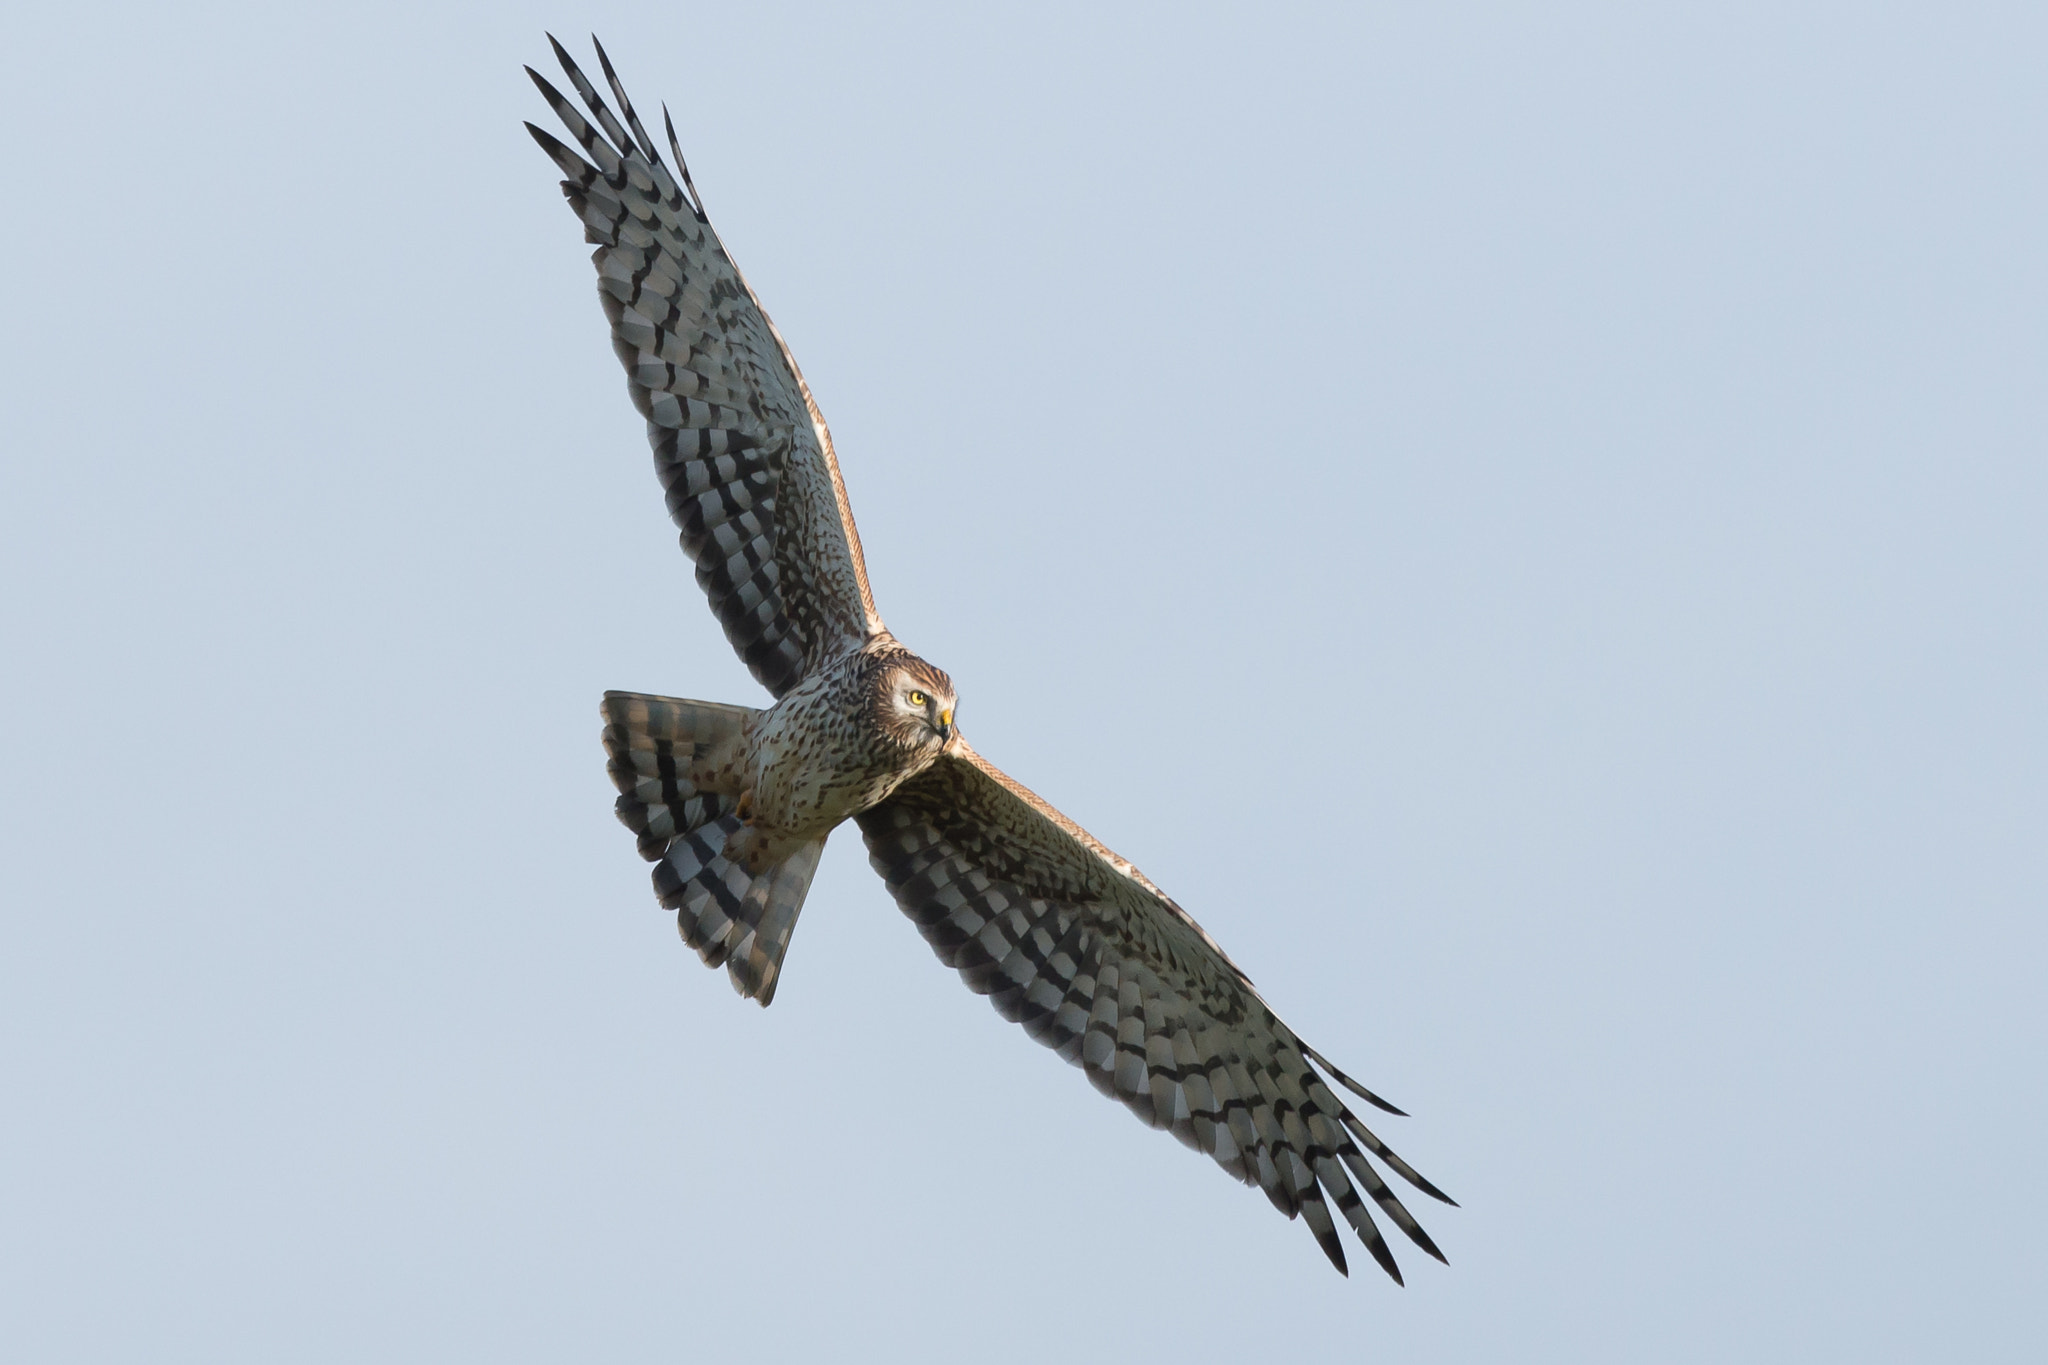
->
[3,2,2044,1359]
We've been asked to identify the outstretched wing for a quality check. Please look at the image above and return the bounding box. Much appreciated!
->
[526,36,882,697]
[855,744,1456,1281]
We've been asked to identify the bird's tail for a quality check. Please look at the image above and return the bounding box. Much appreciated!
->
[600,690,825,1006]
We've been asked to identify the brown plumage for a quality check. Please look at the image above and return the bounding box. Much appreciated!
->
[533,34,1454,1280]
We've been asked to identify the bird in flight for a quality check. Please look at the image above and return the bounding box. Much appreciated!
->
[524,34,1454,1281]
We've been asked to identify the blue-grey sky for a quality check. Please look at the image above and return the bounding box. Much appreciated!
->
[3,2,2043,1359]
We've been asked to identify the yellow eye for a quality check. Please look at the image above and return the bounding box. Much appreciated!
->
[908,690,926,707]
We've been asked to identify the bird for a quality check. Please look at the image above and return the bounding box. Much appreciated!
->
[524,34,1454,1282]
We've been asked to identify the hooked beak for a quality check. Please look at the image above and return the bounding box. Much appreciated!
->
[937,708,955,743]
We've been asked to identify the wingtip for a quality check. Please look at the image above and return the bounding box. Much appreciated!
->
[523,65,563,102]
[523,120,569,158]
[1355,1217,1406,1284]
[661,101,707,219]
[1408,1224,1451,1265]
[1312,1227,1350,1277]
[523,121,583,175]
[1302,1043,1410,1115]
[1352,1082,1409,1117]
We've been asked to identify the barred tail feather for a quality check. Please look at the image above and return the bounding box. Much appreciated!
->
[655,822,825,1006]
[600,690,825,1005]
[601,690,754,858]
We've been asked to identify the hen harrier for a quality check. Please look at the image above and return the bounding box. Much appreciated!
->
[525,35,1453,1280]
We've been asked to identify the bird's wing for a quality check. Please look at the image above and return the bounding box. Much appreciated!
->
[527,37,882,697]
[855,743,1456,1281]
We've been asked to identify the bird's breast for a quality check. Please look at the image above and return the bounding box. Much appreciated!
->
[743,675,917,838]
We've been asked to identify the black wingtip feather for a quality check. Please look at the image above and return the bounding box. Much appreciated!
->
[591,33,622,85]
[591,34,666,168]
[547,36,641,164]
[1302,1196,1350,1276]
[661,103,706,219]
[1302,1044,1410,1115]
[523,67,571,114]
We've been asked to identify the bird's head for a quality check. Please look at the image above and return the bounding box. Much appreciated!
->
[875,658,958,753]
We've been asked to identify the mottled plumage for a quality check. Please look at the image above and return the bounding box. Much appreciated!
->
[530,34,1454,1281]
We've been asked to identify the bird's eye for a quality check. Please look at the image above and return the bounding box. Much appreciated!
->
[908,690,926,707]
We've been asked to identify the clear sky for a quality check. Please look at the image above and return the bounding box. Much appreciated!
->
[3,2,2043,1360]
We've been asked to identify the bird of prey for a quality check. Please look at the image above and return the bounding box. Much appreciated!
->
[525,34,1454,1281]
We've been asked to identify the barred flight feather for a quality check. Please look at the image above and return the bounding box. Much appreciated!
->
[527,37,880,699]
[857,742,1454,1279]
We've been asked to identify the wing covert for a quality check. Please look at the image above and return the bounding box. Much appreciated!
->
[527,36,882,696]
[855,744,1456,1281]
